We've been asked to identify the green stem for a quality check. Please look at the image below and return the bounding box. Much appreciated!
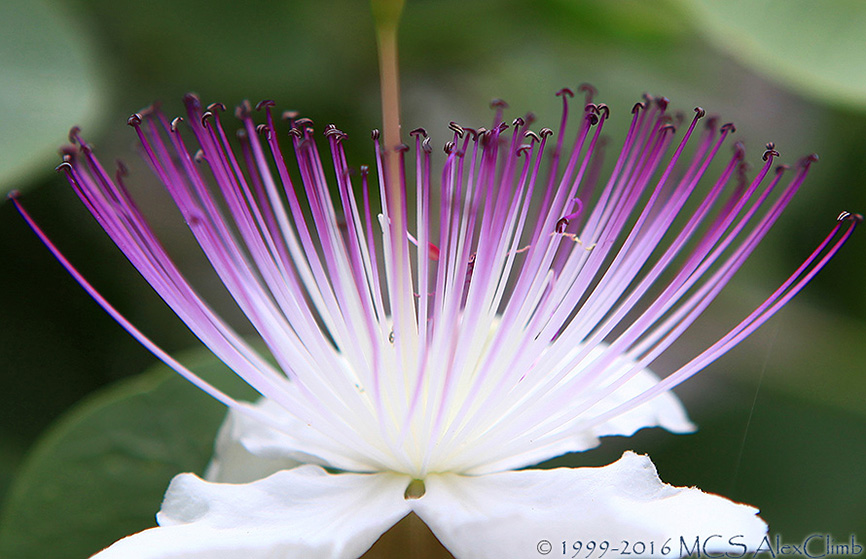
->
[372,0,413,338]
[372,0,405,223]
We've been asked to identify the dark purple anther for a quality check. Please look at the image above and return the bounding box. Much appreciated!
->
[255,100,276,111]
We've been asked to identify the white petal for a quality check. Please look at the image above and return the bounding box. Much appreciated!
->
[460,431,601,475]
[585,365,695,439]
[205,399,321,483]
[91,466,412,559]
[413,452,766,559]
[205,398,379,481]
[559,345,694,442]
[467,365,694,474]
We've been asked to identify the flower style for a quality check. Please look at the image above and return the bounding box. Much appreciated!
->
[13,88,858,559]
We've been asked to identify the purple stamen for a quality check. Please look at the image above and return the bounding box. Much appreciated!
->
[15,88,858,476]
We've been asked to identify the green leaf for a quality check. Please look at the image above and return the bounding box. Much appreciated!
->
[679,0,866,109]
[726,295,866,418]
[654,386,866,537]
[0,0,107,191]
[0,348,253,559]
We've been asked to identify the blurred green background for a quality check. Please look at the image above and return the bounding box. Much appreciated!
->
[0,0,864,557]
